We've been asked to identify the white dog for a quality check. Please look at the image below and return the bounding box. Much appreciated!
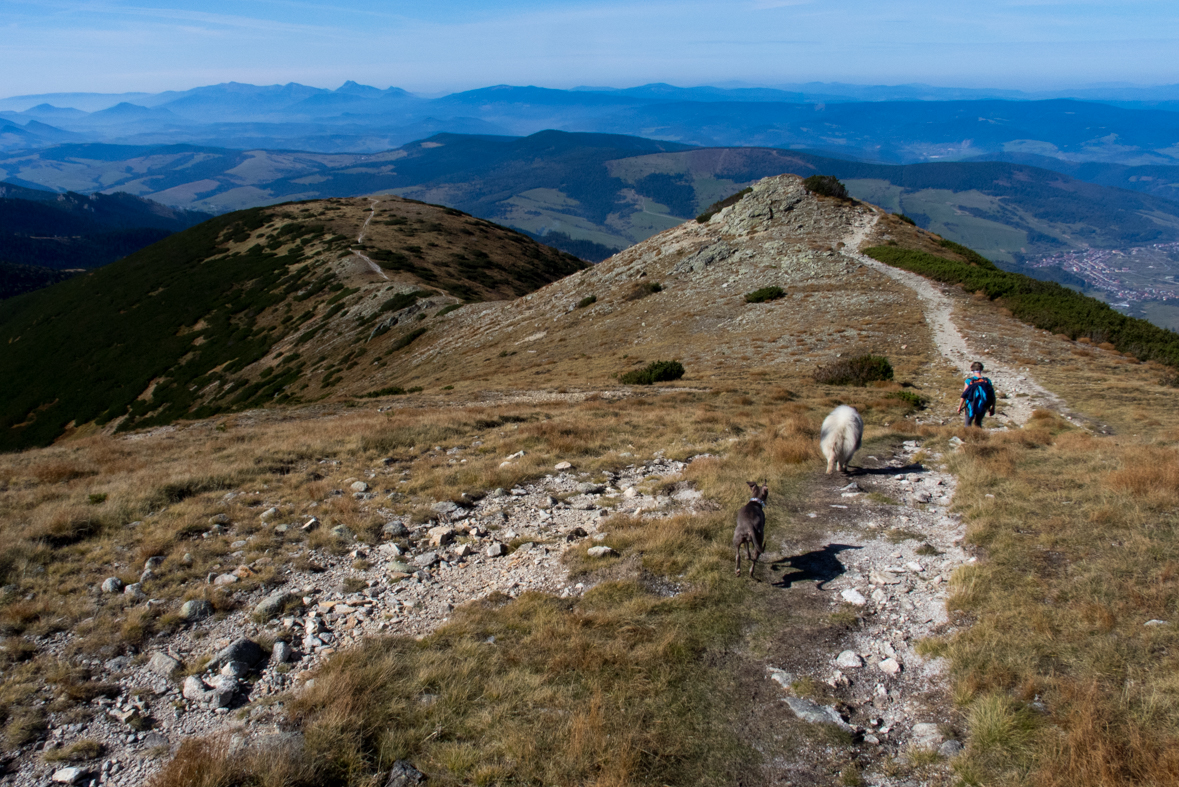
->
[820,405,863,474]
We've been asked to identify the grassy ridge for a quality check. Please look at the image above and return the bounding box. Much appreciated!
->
[865,244,1179,367]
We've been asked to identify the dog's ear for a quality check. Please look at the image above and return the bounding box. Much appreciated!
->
[746,480,757,491]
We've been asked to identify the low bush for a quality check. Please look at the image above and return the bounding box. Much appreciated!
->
[360,386,406,398]
[803,175,850,200]
[379,290,431,314]
[744,286,785,303]
[696,188,752,223]
[886,390,927,409]
[576,295,597,309]
[624,282,662,301]
[435,304,463,318]
[389,328,427,352]
[895,213,917,225]
[813,355,894,386]
[619,360,685,385]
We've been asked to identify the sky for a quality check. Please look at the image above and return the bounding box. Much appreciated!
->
[2,0,1178,97]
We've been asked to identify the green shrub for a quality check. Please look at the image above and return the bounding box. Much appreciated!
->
[407,386,423,393]
[803,175,850,200]
[87,493,108,505]
[813,355,894,386]
[619,360,685,385]
[390,328,427,352]
[696,188,752,223]
[865,245,1179,368]
[435,304,463,317]
[895,213,917,225]
[624,282,663,301]
[360,386,406,398]
[886,390,927,409]
[744,286,785,303]
[576,295,597,309]
[379,290,431,314]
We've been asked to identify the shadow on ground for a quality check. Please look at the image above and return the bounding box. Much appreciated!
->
[771,543,862,589]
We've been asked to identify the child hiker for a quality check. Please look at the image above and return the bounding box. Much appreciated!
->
[957,361,996,427]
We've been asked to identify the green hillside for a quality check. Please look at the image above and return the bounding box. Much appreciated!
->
[0,196,585,451]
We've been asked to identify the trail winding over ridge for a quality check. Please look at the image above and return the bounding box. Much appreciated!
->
[353,199,389,280]
[846,211,1068,427]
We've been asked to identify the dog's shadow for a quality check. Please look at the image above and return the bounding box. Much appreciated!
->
[770,544,862,589]
[847,462,925,477]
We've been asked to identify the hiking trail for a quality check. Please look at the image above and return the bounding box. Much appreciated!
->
[846,212,1067,428]
[353,199,388,281]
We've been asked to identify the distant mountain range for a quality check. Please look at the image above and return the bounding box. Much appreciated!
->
[3,132,1177,269]
[0,182,211,298]
[1,81,1178,168]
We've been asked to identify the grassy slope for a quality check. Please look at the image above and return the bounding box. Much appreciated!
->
[863,214,1179,785]
[0,196,586,452]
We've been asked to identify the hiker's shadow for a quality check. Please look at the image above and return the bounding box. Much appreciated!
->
[771,544,862,590]
[853,462,925,477]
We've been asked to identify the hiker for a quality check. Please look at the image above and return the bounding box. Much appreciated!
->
[957,361,996,427]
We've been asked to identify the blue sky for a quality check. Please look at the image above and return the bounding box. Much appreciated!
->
[3,0,1177,96]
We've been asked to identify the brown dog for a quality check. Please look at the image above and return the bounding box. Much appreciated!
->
[734,481,768,577]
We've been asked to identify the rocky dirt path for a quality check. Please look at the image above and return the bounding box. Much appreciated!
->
[845,213,1064,428]
[745,436,971,786]
[352,199,388,281]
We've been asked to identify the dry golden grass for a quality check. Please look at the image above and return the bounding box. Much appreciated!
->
[1,373,902,785]
[937,412,1179,786]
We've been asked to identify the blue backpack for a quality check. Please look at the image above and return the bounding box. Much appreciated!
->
[963,376,994,418]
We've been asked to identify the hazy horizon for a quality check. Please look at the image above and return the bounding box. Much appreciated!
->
[3,0,1177,98]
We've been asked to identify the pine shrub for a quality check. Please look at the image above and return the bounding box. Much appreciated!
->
[745,286,786,303]
[813,355,894,386]
[619,360,685,385]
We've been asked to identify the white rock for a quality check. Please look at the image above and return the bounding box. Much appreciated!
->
[182,675,211,701]
[623,486,638,499]
[272,641,292,664]
[835,650,863,669]
[350,481,369,493]
[213,573,239,586]
[911,722,946,749]
[101,577,123,593]
[486,543,508,558]
[260,507,278,521]
[870,570,901,585]
[840,589,867,606]
[906,562,924,573]
[879,657,902,675]
[123,583,146,599]
[51,767,85,784]
[587,546,617,558]
[554,461,573,471]
[1145,619,1169,626]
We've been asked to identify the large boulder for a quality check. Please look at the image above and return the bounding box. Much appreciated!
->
[253,590,295,621]
[148,652,181,677]
[179,599,214,621]
[210,637,265,670]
